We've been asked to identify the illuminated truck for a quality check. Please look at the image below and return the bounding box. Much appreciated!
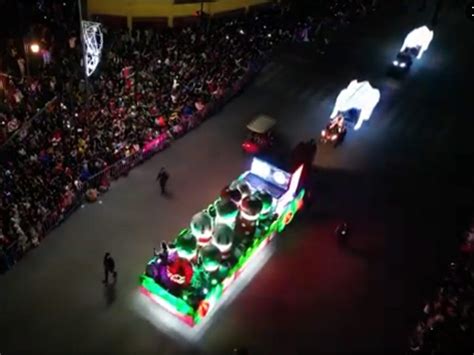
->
[140,158,305,327]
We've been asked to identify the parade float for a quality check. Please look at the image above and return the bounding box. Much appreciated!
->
[140,158,305,327]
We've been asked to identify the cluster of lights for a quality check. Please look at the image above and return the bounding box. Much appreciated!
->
[321,129,338,141]
[30,43,40,54]
[392,60,407,68]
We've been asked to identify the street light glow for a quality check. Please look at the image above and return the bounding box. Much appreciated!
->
[30,43,40,54]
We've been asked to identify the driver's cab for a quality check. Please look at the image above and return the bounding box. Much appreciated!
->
[397,48,415,63]
[330,111,354,131]
[248,131,272,146]
[328,114,345,132]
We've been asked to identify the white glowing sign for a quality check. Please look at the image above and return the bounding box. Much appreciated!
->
[400,26,433,59]
[251,158,271,180]
[82,21,103,77]
[250,158,290,189]
[330,80,381,130]
[272,171,287,186]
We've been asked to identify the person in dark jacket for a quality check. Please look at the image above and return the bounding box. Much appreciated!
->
[156,167,169,195]
[103,252,117,284]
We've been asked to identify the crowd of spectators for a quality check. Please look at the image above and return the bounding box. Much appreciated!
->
[0,0,375,273]
[408,221,474,354]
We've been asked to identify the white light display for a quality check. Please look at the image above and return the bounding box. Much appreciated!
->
[250,158,290,189]
[400,26,433,59]
[272,171,287,186]
[251,158,271,180]
[82,21,103,77]
[330,80,381,130]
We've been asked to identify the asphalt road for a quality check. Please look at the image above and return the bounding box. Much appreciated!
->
[1,2,473,355]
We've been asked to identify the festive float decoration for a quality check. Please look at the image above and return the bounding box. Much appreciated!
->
[212,224,234,259]
[81,21,103,77]
[140,158,306,327]
[190,211,214,247]
[175,230,198,260]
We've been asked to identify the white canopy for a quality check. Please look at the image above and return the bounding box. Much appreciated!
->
[330,80,380,130]
[246,115,276,134]
[400,26,434,59]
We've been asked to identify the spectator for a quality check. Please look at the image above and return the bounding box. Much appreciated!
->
[407,218,474,354]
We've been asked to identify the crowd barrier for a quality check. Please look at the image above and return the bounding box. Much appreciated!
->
[0,63,261,274]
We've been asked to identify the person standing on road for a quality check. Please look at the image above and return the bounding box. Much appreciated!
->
[103,252,117,284]
[156,167,169,195]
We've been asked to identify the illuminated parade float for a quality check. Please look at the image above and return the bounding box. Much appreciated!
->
[140,158,305,326]
[330,79,380,131]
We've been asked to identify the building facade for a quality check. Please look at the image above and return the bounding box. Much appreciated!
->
[87,0,277,29]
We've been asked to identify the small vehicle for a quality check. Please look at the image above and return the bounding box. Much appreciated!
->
[330,80,381,131]
[242,115,275,155]
[392,26,433,72]
[392,48,415,71]
[320,114,347,146]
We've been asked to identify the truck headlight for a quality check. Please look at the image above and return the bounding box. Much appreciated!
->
[321,130,326,136]
[400,62,406,68]
[392,60,399,66]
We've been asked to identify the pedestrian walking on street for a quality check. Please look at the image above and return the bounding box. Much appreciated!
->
[156,167,169,195]
[102,252,117,284]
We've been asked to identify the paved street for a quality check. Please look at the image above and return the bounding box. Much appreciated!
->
[1,2,473,355]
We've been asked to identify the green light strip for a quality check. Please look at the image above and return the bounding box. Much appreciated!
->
[140,275,195,316]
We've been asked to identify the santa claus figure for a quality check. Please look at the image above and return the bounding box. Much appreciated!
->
[200,244,221,273]
[214,198,238,227]
[212,224,234,260]
[190,211,214,247]
[220,185,242,205]
[158,254,194,290]
[235,195,263,239]
[230,180,251,201]
[176,230,198,260]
